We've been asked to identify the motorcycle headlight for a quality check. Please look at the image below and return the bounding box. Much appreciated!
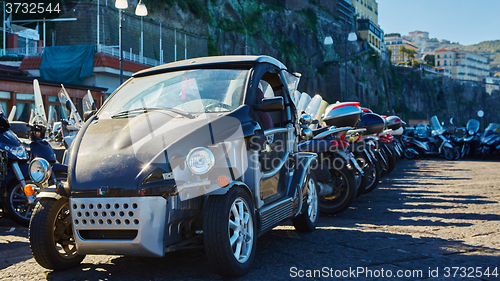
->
[0,145,28,160]
[29,158,52,184]
[186,147,215,175]
[469,130,474,136]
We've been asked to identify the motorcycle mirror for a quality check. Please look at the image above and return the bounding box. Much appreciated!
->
[299,114,312,125]
[450,117,454,125]
[83,110,96,122]
[65,100,72,112]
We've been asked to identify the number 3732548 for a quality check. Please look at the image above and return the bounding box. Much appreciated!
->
[6,3,61,14]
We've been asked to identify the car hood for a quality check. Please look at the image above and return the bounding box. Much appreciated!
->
[69,106,257,196]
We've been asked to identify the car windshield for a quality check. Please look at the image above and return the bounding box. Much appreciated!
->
[99,69,249,119]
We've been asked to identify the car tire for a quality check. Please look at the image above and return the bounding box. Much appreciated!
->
[29,198,85,270]
[292,172,319,232]
[203,187,257,277]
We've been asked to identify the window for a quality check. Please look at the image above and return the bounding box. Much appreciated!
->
[444,54,447,58]
[455,61,459,66]
[437,55,440,58]
[437,61,440,66]
[444,61,447,66]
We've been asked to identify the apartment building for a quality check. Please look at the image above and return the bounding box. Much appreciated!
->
[351,0,378,25]
[384,34,418,64]
[357,19,384,53]
[435,48,489,81]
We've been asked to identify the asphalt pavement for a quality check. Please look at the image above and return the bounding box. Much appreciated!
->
[1,159,499,280]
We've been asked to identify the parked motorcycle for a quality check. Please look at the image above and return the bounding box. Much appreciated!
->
[404,116,458,160]
[0,80,67,226]
[462,119,481,159]
[298,102,364,214]
[477,123,500,159]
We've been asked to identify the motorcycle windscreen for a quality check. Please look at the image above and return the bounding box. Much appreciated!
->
[59,86,83,128]
[296,92,311,116]
[83,90,96,112]
[429,116,445,135]
[466,119,480,134]
[32,79,48,127]
[484,123,499,137]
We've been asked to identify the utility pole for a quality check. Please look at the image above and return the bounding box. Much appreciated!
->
[97,0,100,47]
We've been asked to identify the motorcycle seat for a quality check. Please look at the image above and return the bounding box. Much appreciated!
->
[312,127,329,136]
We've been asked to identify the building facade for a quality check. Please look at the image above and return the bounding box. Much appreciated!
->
[351,0,378,25]
[435,48,489,81]
[356,19,383,53]
[384,34,418,64]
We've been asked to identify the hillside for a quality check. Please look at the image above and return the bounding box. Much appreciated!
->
[416,39,500,74]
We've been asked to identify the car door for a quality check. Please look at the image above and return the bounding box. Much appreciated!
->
[257,73,291,204]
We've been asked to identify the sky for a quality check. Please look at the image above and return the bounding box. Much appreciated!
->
[378,0,500,46]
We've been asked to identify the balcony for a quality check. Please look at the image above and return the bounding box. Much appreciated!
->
[1,44,162,67]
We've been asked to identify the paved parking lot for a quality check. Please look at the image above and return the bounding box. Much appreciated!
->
[1,159,499,280]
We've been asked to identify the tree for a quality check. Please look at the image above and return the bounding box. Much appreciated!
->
[400,46,407,65]
[424,54,435,66]
[406,49,417,65]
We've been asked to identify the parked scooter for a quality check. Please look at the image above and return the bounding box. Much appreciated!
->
[461,119,481,159]
[351,112,386,194]
[403,116,459,160]
[477,123,500,159]
[298,101,364,214]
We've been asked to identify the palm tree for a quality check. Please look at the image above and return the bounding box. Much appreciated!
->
[400,46,407,65]
[407,49,416,66]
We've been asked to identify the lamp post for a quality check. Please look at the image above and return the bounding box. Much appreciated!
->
[324,10,357,102]
[115,0,147,84]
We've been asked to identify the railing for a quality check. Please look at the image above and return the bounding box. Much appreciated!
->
[1,45,161,67]
[3,47,44,56]
[97,45,160,67]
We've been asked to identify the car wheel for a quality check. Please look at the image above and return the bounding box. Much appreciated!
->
[203,187,256,277]
[292,172,319,232]
[29,198,85,270]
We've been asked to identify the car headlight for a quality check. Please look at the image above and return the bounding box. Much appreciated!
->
[186,147,215,175]
[29,158,52,184]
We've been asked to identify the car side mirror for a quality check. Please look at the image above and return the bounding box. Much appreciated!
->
[254,97,284,112]
[83,110,96,122]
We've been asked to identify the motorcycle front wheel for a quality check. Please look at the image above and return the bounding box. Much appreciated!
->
[29,198,85,271]
[3,180,34,227]
[442,146,457,160]
[318,165,356,214]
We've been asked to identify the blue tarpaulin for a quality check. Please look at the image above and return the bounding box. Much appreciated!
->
[40,45,95,84]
